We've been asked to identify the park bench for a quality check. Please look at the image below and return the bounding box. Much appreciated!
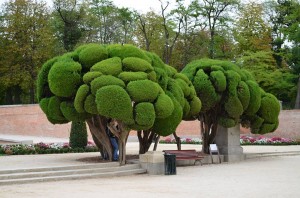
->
[163,149,204,165]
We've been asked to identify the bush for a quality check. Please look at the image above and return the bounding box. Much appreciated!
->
[69,121,88,148]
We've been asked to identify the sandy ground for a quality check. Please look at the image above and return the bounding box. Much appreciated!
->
[0,155,299,198]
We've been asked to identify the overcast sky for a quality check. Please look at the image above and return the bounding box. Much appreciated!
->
[0,0,263,13]
[0,0,196,14]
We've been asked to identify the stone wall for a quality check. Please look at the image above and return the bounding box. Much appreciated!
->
[0,105,299,140]
[0,105,71,139]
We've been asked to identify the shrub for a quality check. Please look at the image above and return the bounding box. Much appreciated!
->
[69,121,88,148]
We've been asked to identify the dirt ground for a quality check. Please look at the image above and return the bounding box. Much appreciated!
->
[1,155,300,198]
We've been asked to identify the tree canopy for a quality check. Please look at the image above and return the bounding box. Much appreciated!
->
[181,59,280,152]
[37,43,201,163]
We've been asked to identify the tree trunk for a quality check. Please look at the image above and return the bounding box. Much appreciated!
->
[86,116,113,161]
[201,117,218,154]
[91,133,105,158]
[294,75,300,109]
[118,122,130,165]
[173,132,181,150]
[137,130,158,154]
[153,135,160,151]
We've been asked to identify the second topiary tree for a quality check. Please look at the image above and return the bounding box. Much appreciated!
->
[181,59,280,153]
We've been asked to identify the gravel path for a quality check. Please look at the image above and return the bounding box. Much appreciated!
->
[1,155,300,198]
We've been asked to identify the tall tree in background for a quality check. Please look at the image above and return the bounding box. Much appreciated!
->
[136,11,163,51]
[234,2,272,55]
[53,0,86,51]
[280,0,300,108]
[0,0,57,104]
[159,0,183,64]
[83,0,136,44]
[173,0,206,69]
[198,0,239,59]
[116,7,136,44]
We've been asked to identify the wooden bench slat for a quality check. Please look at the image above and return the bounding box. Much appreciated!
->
[163,149,204,165]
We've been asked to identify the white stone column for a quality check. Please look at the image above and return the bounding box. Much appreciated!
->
[214,124,245,162]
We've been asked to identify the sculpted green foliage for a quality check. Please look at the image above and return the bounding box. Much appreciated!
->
[127,80,160,103]
[91,75,125,95]
[96,85,134,124]
[134,102,156,129]
[82,72,102,84]
[181,59,280,134]
[154,94,174,118]
[37,44,201,137]
[91,57,122,76]
[48,60,82,97]
[78,44,108,69]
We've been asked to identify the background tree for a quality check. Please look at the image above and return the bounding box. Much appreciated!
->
[136,11,164,51]
[53,0,86,51]
[159,0,183,64]
[236,51,298,108]
[37,43,201,164]
[234,2,272,55]
[181,59,280,153]
[0,0,57,104]
[197,0,240,59]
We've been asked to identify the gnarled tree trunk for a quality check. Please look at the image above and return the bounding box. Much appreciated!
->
[173,132,181,150]
[137,130,159,154]
[86,116,113,161]
[200,113,218,154]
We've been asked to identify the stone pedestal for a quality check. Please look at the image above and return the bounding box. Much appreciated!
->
[139,151,164,175]
[215,125,245,162]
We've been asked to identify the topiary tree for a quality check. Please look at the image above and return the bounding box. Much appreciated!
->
[181,59,280,153]
[37,43,201,164]
[69,121,88,148]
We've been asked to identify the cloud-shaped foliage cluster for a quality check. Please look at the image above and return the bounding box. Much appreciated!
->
[37,44,201,136]
[181,59,280,134]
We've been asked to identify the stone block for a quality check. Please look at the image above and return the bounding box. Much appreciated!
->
[215,125,244,162]
[139,151,164,175]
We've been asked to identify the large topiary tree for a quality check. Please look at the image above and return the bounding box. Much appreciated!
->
[181,59,280,153]
[37,43,201,164]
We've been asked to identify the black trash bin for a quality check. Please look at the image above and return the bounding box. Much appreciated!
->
[164,153,176,175]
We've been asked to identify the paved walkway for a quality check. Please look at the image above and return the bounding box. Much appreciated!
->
[1,141,300,170]
[1,138,300,198]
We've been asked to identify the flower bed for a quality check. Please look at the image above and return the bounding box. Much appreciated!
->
[240,136,300,145]
[159,137,202,144]
[159,136,300,145]
[0,141,99,155]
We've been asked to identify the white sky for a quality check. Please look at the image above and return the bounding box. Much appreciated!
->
[0,0,264,13]
[0,0,191,14]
